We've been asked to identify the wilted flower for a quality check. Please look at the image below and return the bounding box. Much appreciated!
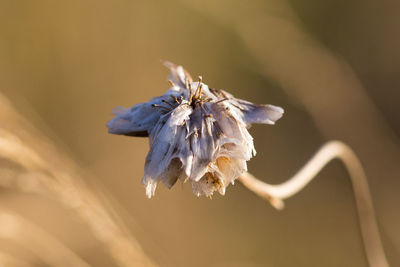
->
[107,62,284,198]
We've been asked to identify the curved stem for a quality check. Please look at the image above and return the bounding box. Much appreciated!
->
[239,141,389,267]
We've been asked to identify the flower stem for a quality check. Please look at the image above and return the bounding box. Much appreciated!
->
[239,141,389,267]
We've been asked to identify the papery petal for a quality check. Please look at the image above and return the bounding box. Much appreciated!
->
[207,102,255,157]
[189,155,247,197]
[208,88,284,126]
[160,158,183,188]
[191,172,224,197]
[236,101,284,126]
[187,106,217,181]
[107,103,159,137]
[213,156,247,186]
[144,179,157,198]
[164,61,193,88]
[143,104,193,186]
[107,89,185,137]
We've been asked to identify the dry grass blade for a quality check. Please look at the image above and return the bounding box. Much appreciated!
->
[0,251,33,267]
[0,210,90,267]
[0,94,156,267]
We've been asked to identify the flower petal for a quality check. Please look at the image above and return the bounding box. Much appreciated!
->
[236,101,284,126]
[164,61,193,88]
[208,88,284,126]
[160,158,183,188]
[107,89,185,137]
[190,172,224,197]
[185,106,214,181]
[107,103,159,137]
[143,104,193,184]
[213,156,247,185]
[207,102,255,157]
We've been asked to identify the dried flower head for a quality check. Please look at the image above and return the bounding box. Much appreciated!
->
[107,62,284,198]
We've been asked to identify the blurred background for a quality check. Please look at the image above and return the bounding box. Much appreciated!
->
[0,0,399,266]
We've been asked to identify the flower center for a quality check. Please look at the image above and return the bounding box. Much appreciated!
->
[189,76,204,107]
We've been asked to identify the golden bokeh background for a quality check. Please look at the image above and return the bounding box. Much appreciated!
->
[0,0,399,266]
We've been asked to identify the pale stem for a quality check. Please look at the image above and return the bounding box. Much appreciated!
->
[239,141,389,267]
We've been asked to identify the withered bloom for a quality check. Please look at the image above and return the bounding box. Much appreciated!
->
[107,62,284,198]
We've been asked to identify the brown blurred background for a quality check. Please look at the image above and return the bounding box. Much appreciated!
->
[0,0,399,266]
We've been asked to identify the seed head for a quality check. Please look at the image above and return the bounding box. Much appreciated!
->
[107,62,284,198]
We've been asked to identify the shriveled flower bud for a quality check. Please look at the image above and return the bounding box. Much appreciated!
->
[107,62,284,198]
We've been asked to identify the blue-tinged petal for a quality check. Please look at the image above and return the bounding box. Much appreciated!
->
[143,104,193,188]
[236,100,284,126]
[164,61,193,88]
[187,106,217,182]
[208,88,284,126]
[107,89,185,137]
[107,103,160,137]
